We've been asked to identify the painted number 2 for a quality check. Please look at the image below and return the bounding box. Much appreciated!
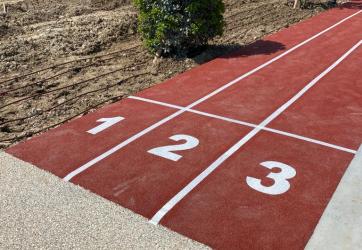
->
[246,161,296,195]
[148,134,199,162]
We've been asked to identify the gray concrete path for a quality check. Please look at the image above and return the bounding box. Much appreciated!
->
[0,152,207,249]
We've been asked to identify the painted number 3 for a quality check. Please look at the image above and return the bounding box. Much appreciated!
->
[246,161,296,195]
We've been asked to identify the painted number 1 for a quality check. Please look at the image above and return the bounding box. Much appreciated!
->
[246,161,296,195]
[148,134,199,162]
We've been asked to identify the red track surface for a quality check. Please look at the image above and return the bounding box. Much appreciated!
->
[7,2,362,249]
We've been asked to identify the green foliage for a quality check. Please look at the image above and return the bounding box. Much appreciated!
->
[134,0,225,56]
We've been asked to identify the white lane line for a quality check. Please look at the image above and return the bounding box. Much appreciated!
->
[150,40,362,225]
[129,96,357,155]
[63,11,361,182]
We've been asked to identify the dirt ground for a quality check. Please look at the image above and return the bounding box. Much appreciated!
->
[0,0,336,149]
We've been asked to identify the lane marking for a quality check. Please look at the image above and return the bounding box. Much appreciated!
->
[150,40,362,225]
[63,10,361,182]
[246,161,297,195]
[87,117,125,135]
[148,134,200,162]
[129,96,357,155]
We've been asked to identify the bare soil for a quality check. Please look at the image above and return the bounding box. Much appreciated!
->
[0,0,334,148]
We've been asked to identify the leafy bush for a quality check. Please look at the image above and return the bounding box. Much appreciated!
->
[134,0,225,56]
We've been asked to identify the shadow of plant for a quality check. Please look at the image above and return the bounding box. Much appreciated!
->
[338,1,362,10]
[193,40,286,65]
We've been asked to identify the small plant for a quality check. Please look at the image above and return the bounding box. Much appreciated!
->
[134,0,225,56]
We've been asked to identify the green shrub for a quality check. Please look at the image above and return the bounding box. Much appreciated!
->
[134,0,225,56]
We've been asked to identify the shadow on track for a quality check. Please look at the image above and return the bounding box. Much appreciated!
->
[339,1,362,10]
[193,40,286,65]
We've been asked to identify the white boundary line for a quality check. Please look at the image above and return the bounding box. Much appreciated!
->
[63,10,361,182]
[129,96,357,155]
[149,40,362,225]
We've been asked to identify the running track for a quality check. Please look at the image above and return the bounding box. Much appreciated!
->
[7,2,362,249]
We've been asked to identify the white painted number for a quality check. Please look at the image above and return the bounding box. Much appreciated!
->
[148,134,199,162]
[87,117,124,135]
[246,161,296,195]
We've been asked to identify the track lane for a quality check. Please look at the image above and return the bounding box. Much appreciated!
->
[193,13,362,124]
[7,98,176,177]
[269,45,362,150]
[66,112,253,218]
[158,131,354,249]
